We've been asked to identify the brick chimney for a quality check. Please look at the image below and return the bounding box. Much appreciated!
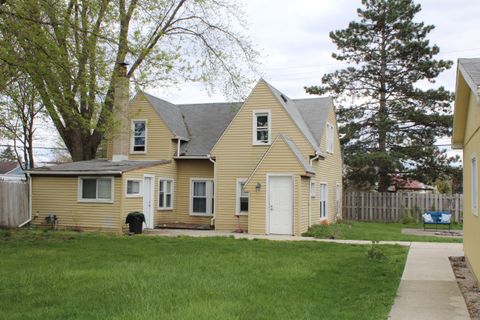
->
[112,62,130,162]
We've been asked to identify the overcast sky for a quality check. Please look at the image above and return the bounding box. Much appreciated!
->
[33,0,480,162]
[150,0,480,103]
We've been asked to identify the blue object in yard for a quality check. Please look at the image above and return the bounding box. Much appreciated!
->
[422,211,451,231]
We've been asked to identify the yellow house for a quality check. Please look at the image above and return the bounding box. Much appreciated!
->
[453,58,480,282]
[28,79,343,235]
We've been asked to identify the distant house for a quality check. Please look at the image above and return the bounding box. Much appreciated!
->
[0,161,24,181]
[28,79,343,235]
[387,176,434,193]
[452,58,480,283]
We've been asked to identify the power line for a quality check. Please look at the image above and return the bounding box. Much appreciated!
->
[0,144,68,151]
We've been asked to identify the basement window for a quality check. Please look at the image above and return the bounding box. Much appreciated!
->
[131,120,147,153]
[78,177,114,202]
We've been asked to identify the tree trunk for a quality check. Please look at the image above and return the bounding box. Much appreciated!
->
[377,18,390,192]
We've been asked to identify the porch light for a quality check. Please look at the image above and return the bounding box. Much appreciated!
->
[255,182,261,192]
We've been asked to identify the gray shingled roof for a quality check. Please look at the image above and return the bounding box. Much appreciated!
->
[281,135,315,174]
[294,97,333,145]
[264,81,322,154]
[458,58,480,97]
[143,92,190,139]
[28,160,170,175]
[142,80,332,156]
[177,102,241,156]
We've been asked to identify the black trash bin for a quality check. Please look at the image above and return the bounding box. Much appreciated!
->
[125,212,145,234]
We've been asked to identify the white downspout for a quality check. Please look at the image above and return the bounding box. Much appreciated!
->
[18,173,32,228]
[207,154,216,227]
[176,138,181,157]
[308,152,320,228]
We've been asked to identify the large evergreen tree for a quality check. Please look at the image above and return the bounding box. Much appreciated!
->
[306,0,454,191]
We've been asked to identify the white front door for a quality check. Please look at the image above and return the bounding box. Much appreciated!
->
[143,176,154,229]
[268,176,294,235]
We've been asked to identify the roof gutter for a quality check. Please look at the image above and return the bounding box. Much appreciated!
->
[26,171,123,176]
[173,155,210,160]
[309,151,322,166]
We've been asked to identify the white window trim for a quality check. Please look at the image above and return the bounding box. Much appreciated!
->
[236,178,249,215]
[472,153,478,216]
[310,181,316,198]
[189,178,214,216]
[77,176,114,203]
[326,122,334,154]
[319,182,328,219]
[130,119,148,154]
[125,179,143,198]
[252,109,272,146]
[158,178,174,210]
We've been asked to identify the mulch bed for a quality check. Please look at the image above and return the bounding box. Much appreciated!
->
[450,256,480,320]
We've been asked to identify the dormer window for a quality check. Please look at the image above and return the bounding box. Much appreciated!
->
[253,110,271,145]
[131,120,147,153]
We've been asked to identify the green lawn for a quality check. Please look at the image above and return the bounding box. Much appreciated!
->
[303,221,463,243]
[0,229,407,320]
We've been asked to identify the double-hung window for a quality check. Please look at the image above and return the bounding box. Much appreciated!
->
[472,154,478,216]
[78,177,113,202]
[131,120,146,152]
[236,178,249,214]
[326,122,334,153]
[190,179,214,215]
[253,110,271,145]
[126,179,142,197]
[319,183,327,218]
[158,179,174,210]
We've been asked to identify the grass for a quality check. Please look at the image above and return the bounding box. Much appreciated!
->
[0,229,407,320]
[303,221,463,243]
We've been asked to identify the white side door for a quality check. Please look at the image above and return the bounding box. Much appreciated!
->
[143,176,154,229]
[268,175,294,235]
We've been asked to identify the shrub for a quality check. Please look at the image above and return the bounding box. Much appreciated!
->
[367,244,386,261]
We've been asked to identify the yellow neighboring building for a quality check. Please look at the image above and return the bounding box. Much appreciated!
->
[453,58,480,282]
[28,79,343,235]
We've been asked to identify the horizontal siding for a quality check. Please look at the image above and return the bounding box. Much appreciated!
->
[31,176,122,232]
[310,106,343,225]
[122,162,177,227]
[463,93,480,282]
[108,93,174,161]
[157,159,214,225]
[244,139,307,235]
[212,81,314,232]
[300,177,310,234]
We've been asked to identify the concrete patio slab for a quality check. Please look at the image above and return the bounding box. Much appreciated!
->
[388,242,470,320]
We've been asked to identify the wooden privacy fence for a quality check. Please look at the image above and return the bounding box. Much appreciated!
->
[343,192,463,223]
[0,180,29,227]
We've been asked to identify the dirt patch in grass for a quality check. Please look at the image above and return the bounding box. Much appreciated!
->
[450,256,480,320]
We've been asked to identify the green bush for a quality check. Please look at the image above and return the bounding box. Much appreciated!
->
[367,244,386,261]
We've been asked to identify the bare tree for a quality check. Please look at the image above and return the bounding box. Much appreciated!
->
[0,75,44,169]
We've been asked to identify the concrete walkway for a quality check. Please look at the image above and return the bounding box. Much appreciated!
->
[145,228,411,246]
[388,242,470,320]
